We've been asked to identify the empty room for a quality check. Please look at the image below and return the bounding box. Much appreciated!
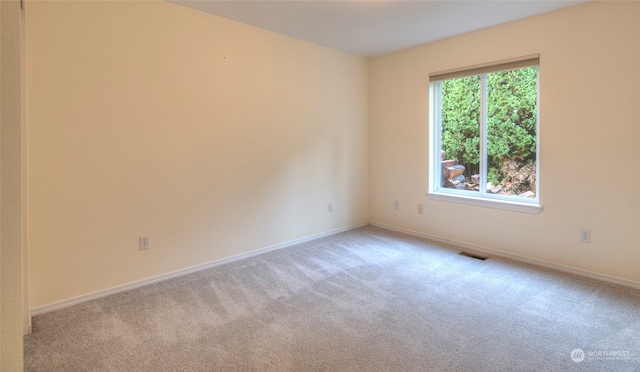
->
[1,0,639,370]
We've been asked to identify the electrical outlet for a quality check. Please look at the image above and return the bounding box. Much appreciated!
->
[328,203,333,213]
[579,229,591,243]
[417,204,423,214]
[139,235,150,250]
[394,200,399,210]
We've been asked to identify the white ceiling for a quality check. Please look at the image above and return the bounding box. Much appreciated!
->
[170,0,588,57]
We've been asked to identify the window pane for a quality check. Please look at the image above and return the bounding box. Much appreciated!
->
[485,67,537,198]
[440,76,481,192]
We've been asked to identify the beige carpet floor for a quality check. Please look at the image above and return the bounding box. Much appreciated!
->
[24,226,640,371]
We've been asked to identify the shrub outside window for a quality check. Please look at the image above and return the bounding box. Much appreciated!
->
[428,55,542,214]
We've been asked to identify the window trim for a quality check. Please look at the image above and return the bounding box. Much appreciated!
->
[428,57,542,215]
[426,189,543,214]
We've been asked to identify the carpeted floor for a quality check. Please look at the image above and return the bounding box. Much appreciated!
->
[24,226,640,371]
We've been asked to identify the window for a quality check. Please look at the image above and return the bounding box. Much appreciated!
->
[428,55,541,214]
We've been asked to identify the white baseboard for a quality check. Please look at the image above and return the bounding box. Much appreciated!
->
[32,220,638,317]
[30,222,369,317]
[369,221,640,291]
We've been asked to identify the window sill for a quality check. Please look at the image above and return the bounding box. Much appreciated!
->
[427,191,543,214]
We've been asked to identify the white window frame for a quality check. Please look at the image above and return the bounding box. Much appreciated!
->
[427,56,542,214]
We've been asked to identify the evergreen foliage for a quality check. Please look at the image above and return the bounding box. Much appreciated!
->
[440,67,537,185]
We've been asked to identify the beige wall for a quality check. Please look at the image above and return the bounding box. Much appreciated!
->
[1,0,24,369]
[27,1,369,309]
[370,1,640,284]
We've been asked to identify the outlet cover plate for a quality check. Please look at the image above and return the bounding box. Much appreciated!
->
[139,235,150,250]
